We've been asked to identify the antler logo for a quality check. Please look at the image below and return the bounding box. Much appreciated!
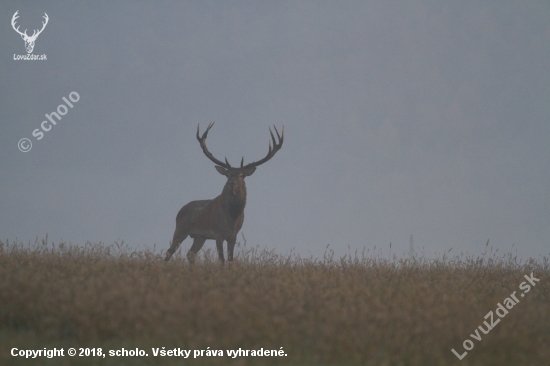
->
[11,10,49,54]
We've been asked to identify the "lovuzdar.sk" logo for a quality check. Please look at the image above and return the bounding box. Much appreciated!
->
[12,10,48,61]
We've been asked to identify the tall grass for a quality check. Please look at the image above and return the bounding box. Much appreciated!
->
[0,238,548,365]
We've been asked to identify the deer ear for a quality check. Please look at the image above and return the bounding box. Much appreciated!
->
[243,166,256,176]
[215,166,229,176]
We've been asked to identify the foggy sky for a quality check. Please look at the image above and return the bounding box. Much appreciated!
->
[1,1,549,260]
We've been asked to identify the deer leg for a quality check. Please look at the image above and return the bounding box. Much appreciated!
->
[227,236,237,261]
[165,227,189,261]
[186,237,206,263]
[215,238,225,263]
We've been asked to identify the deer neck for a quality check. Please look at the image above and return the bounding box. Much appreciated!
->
[222,184,247,218]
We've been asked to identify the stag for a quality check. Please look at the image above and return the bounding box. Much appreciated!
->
[11,11,49,54]
[165,122,284,263]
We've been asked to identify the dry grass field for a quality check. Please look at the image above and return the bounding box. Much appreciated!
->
[0,238,549,366]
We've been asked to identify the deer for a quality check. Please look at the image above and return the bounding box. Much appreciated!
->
[11,10,49,54]
[164,122,284,263]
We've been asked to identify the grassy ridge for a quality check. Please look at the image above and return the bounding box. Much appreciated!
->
[0,239,549,365]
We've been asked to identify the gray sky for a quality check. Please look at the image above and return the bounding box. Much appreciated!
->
[1,1,549,261]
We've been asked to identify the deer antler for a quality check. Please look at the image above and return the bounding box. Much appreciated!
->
[11,11,26,37]
[243,125,284,168]
[196,122,232,169]
[197,123,284,169]
[11,11,48,40]
[31,13,49,39]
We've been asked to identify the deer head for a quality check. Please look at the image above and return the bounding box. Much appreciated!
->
[197,122,284,208]
[11,11,49,54]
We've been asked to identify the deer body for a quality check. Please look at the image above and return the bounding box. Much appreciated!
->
[165,123,283,263]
